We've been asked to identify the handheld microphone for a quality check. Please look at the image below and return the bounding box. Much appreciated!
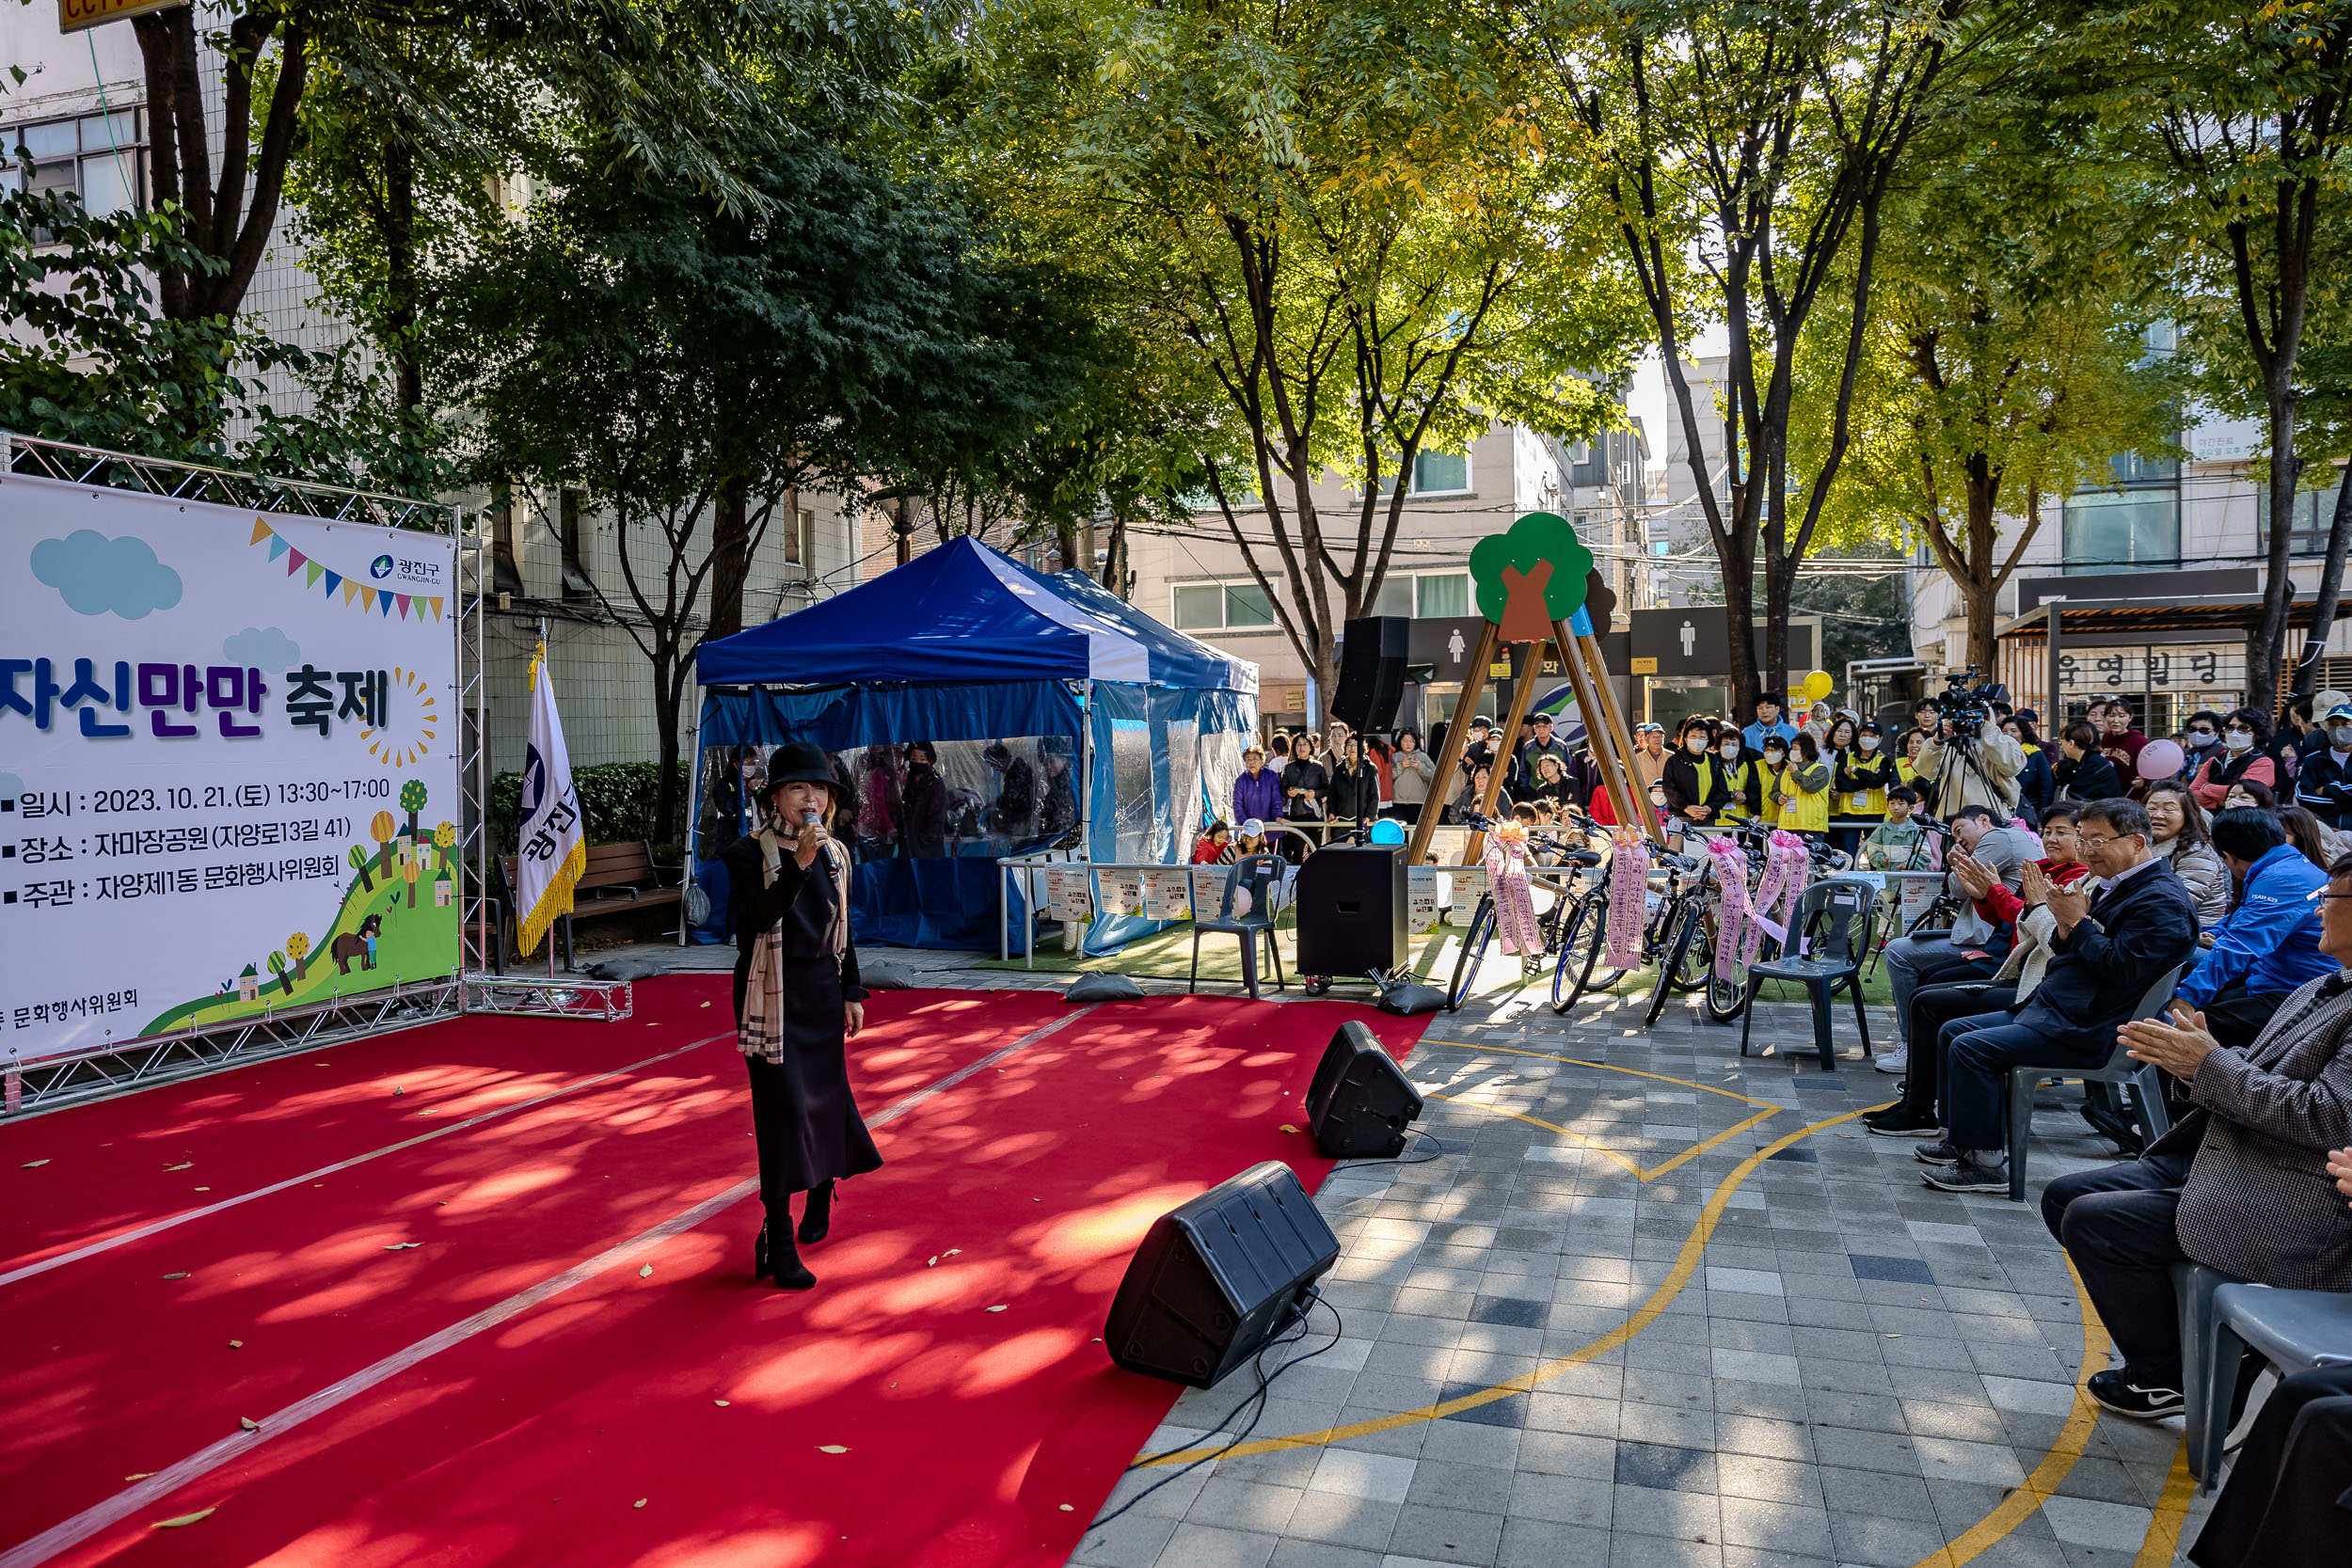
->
[802,809,820,830]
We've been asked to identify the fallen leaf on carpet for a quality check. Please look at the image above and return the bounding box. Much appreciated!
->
[22,1160,48,1168]
[714,1400,730,1407]
[384,1243,421,1251]
[985,1305,1008,1312]
[928,1257,937,1266]
[228,1340,243,1349]
[393,1087,404,1096]
[639,1264,653,1278]
[165,1163,193,1172]
[1059,1504,1073,1512]
[633,1498,647,1509]
[195,1187,210,1192]
[946,1248,961,1257]
[151,1510,215,1528]
[817,1446,849,1454]
[162,1272,188,1280]
[238,1418,259,1432]
[125,1473,154,1481]
[1279,1124,1299,1133]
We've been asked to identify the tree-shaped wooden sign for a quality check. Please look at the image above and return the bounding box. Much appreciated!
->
[1470,512,1593,641]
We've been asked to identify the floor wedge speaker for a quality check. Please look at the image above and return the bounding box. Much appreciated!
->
[1105,1161,1339,1387]
[1305,1020,1423,1159]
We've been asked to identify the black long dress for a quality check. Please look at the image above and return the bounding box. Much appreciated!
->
[722,834,882,1207]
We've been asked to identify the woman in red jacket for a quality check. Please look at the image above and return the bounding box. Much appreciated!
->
[2189,708,2278,809]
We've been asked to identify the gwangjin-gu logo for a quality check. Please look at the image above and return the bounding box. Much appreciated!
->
[370,554,395,580]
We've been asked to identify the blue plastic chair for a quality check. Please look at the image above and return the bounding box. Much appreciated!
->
[1190,853,1286,1001]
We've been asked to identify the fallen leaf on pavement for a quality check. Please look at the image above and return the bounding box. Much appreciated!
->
[152,1510,215,1529]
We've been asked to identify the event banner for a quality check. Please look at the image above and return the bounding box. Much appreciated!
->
[1,473,460,1065]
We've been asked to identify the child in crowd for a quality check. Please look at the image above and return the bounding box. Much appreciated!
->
[1190,820,1233,864]
[1862,785,1935,871]
[1234,819,1272,859]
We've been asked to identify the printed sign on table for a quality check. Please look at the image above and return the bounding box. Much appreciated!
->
[1138,866,1190,920]
[1,472,459,1064]
[1443,867,1490,923]
[1043,867,1093,925]
[1189,865,1230,916]
[1408,866,1442,933]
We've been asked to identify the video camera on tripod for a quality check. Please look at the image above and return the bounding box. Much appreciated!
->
[1931,667,2010,739]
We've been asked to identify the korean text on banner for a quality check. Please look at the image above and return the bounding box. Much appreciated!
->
[514,643,585,958]
[1,472,460,1064]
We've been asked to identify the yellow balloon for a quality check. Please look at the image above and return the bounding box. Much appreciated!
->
[1802,670,1834,702]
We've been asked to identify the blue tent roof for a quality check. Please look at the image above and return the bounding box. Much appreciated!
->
[695,534,1254,692]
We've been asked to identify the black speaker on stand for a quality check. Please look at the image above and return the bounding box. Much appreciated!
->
[1104,1161,1340,1387]
[1305,1021,1424,1158]
[1331,616,1410,732]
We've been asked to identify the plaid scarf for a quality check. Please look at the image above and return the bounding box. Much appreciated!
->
[739,824,850,1065]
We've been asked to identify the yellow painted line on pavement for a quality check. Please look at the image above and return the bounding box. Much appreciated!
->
[2131,1438,2197,1568]
[1909,1252,2110,1568]
[1419,1037,1781,1108]
[1423,1092,1779,1182]
[1134,1104,1865,1467]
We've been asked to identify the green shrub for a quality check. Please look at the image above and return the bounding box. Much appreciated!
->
[489,760,686,850]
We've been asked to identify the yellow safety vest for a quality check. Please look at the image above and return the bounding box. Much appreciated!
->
[1776,763,1831,833]
[1839,751,1894,818]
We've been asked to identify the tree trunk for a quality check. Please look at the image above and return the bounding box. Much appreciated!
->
[2291,462,2352,701]
[2250,372,2302,714]
[384,129,421,411]
[652,654,683,846]
[1963,461,2000,673]
[1055,515,1083,573]
[707,477,750,641]
[1105,515,1130,599]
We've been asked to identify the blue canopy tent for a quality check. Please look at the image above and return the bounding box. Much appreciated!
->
[688,536,1257,949]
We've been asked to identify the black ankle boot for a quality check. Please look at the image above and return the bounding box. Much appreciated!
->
[767,1224,816,1291]
[797,1180,834,1245]
[754,1222,772,1281]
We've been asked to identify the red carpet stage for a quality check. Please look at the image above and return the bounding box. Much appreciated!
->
[0,977,1426,1568]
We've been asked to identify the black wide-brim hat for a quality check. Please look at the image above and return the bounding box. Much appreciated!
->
[759,740,842,802]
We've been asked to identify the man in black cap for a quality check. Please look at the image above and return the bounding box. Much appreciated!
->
[721,741,882,1290]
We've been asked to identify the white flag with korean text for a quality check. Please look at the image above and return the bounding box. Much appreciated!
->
[515,643,584,956]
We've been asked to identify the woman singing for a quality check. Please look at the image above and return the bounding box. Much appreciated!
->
[722,741,882,1291]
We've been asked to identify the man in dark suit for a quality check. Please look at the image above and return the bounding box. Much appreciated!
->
[2037,863,2352,1422]
[1916,798,2200,1194]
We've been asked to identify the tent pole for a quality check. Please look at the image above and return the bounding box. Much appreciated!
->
[1408,620,1500,865]
[1574,627,1664,847]
[1467,633,1544,865]
[679,693,704,947]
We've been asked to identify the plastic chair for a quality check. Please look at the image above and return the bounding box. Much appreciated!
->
[2173,1259,2352,1489]
[1191,853,1286,1001]
[1736,879,1880,1070]
[2002,962,2185,1201]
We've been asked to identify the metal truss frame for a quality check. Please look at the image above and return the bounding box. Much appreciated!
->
[0,435,578,1120]
[5,978,465,1117]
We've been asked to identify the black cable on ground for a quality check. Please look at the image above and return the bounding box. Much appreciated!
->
[1338,1128,1450,1166]
[1084,1292,1344,1537]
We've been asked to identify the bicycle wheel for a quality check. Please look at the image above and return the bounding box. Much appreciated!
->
[1446,899,1497,1011]
[1550,893,1599,1013]
[1667,908,1713,992]
[1564,892,1629,1008]
[1704,920,1751,1022]
[1645,903,1703,1025]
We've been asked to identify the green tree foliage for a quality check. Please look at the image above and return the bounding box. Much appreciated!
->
[0,187,288,454]
[1823,86,2182,672]
[1536,0,1972,712]
[2060,0,2352,707]
[434,137,1092,838]
[959,0,1645,695]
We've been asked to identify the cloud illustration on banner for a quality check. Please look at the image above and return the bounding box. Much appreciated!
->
[30,530,183,619]
[222,626,301,671]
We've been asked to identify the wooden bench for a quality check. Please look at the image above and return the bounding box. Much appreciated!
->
[497,841,682,970]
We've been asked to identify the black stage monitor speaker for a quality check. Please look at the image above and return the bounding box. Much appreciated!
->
[1105,1160,1340,1387]
[1294,844,1407,978]
[1332,615,1410,732]
[1305,1020,1424,1158]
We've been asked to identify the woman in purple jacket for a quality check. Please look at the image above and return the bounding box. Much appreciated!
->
[1233,745,1283,826]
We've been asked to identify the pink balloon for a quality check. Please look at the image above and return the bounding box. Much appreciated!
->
[2137,738,2185,780]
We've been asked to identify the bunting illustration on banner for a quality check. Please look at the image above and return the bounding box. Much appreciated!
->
[247,517,446,622]
[515,641,586,958]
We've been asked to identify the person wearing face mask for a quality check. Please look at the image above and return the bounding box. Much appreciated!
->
[2294,703,2352,830]
[2188,707,2276,810]
[1713,730,1764,822]
[1661,717,1727,826]
[2004,716,2057,818]
[1834,720,1893,854]
[1754,735,1790,826]
[2178,708,2224,774]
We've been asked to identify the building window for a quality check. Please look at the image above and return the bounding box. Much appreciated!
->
[2063,450,2180,572]
[1173,581,1277,630]
[1413,450,1470,495]
[783,503,813,566]
[1416,572,1470,618]
[1373,577,1414,617]
[3,109,144,218]
[489,482,524,597]
[2257,482,2345,559]
[558,487,593,601]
